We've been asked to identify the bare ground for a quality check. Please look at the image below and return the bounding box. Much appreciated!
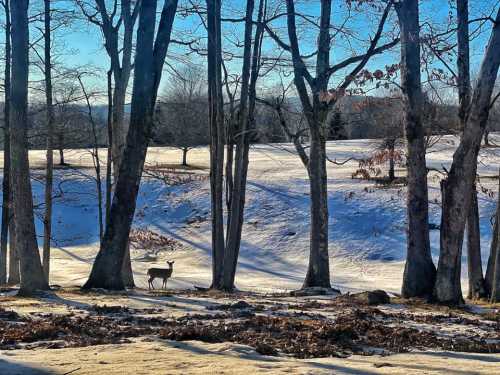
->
[0,289,499,374]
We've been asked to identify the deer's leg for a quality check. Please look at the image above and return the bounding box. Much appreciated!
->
[149,277,155,290]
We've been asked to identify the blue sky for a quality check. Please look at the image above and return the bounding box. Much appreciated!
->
[6,0,499,102]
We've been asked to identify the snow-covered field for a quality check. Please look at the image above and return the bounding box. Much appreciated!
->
[5,135,500,294]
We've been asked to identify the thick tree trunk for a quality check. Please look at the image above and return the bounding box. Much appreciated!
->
[303,125,330,288]
[83,0,177,290]
[42,0,54,282]
[434,7,500,304]
[0,0,11,285]
[10,0,49,295]
[466,185,486,299]
[396,0,436,298]
[207,0,225,289]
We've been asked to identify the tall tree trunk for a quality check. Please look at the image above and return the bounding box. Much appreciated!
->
[106,69,113,223]
[207,0,225,289]
[0,0,11,285]
[223,0,265,290]
[222,0,255,291]
[42,0,54,282]
[490,175,500,302]
[302,122,330,288]
[434,7,500,304]
[396,0,436,298]
[456,0,486,301]
[10,0,49,295]
[467,185,486,299]
[83,0,177,290]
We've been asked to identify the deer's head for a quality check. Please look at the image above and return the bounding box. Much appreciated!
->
[167,260,175,268]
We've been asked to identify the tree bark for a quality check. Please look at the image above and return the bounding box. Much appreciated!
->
[434,7,500,304]
[106,69,113,223]
[222,0,255,291]
[83,0,177,290]
[223,0,265,290]
[467,185,486,299]
[0,0,11,285]
[490,175,500,302]
[485,212,498,294]
[10,0,50,295]
[455,0,486,301]
[7,218,19,285]
[42,0,54,282]
[396,0,436,299]
[207,0,225,289]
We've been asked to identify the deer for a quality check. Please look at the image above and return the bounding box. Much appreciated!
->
[147,261,175,290]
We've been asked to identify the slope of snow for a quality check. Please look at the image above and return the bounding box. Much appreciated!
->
[2,135,499,294]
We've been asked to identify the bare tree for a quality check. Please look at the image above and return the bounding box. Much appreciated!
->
[267,0,398,288]
[10,0,49,295]
[75,0,141,288]
[155,65,208,166]
[395,0,436,298]
[434,7,500,304]
[206,0,225,289]
[42,0,54,282]
[83,0,178,290]
[0,0,11,285]
[456,0,486,300]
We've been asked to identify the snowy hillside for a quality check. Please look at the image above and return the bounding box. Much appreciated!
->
[9,135,500,294]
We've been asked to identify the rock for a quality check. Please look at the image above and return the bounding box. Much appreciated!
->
[351,290,390,305]
[255,342,278,356]
[230,300,253,309]
[290,287,341,297]
[207,300,254,311]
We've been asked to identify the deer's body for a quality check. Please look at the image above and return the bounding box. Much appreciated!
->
[147,261,174,290]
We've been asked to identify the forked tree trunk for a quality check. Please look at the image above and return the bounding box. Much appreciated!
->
[83,0,177,290]
[467,186,486,299]
[222,0,255,291]
[223,0,265,290]
[42,0,54,282]
[434,7,500,304]
[10,0,50,295]
[207,0,225,289]
[396,0,436,298]
[0,0,11,285]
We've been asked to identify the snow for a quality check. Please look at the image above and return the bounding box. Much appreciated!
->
[3,135,499,294]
